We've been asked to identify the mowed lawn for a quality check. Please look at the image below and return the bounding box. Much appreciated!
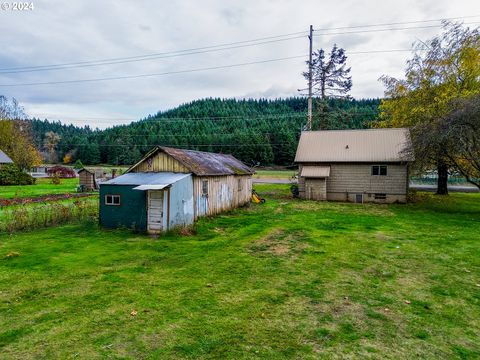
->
[0,178,79,199]
[0,185,479,359]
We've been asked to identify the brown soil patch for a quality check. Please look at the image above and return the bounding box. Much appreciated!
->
[0,193,96,206]
[248,229,309,257]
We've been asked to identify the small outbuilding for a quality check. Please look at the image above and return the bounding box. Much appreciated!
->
[0,149,13,169]
[294,128,414,203]
[99,146,253,233]
[78,168,98,191]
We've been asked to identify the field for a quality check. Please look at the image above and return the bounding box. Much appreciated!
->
[0,178,79,199]
[0,184,479,359]
[253,169,296,179]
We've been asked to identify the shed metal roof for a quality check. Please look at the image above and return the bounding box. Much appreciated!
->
[0,149,13,164]
[295,128,414,163]
[101,172,190,186]
[300,166,331,178]
[128,146,253,176]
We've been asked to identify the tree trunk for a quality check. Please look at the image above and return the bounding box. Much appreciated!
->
[436,160,449,195]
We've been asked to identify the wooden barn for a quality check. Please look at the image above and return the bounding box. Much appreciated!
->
[99,146,253,233]
[295,128,414,203]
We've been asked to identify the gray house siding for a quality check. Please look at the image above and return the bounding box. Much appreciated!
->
[166,174,194,229]
[298,163,409,203]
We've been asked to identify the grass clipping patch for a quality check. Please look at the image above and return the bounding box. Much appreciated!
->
[248,229,309,257]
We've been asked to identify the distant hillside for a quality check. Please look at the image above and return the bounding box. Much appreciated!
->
[30,97,381,166]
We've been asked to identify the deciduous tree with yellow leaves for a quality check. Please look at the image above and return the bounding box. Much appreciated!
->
[377,22,480,194]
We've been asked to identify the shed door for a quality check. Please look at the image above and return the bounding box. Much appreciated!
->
[148,190,164,233]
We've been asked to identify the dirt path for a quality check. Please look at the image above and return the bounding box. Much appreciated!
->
[0,193,97,207]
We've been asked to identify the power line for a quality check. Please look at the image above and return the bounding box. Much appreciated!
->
[312,22,480,37]
[0,31,308,72]
[0,55,307,87]
[314,14,480,31]
[0,15,476,74]
[0,35,305,74]
[31,108,381,123]
[0,45,440,88]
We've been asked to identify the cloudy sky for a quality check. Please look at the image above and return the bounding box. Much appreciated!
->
[0,0,479,128]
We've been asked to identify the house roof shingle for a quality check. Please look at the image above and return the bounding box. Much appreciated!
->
[294,128,414,163]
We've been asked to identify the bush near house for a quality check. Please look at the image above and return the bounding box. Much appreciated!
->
[0,164,35,185]
[46,165,76,178]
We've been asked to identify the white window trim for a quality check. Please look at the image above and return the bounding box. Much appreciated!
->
[105,194,121,206]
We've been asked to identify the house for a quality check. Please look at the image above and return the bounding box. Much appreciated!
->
[0,149,13,169]
[294,128,414,203]
[99,146,253,233]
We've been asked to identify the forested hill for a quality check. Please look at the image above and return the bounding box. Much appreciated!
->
[30,97,381,166]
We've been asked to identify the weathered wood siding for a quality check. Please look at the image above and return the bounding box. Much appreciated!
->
[130,151,252,218]
[298,163,408,203]
[193,175,252,218]
[132,152,190,173]
[79,171,95,190]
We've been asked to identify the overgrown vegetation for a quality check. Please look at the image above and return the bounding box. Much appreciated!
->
[0,184,479,359]
[0,197,97,232]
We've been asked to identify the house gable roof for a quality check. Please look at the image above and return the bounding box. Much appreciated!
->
[127,146,253,176]
[0,149,13,164]
[294,128,414,163]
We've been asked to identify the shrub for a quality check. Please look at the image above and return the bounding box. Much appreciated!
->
[50,173,61,185]
[73,159,84,170]
[0,164,35,185]
[47,166,76,178]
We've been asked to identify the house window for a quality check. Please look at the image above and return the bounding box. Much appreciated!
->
[372,165,387,176]
[238,178,243,192]
[374,193,387,200]
[202,180,208,196]
[105,194,121,206]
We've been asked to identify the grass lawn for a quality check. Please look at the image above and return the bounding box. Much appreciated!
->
[0,178,79,199]
[0,184,479,359]
[253,170,296,179]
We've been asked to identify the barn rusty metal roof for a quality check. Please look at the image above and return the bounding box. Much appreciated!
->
[295,128,414,163]
[102,172,191,186]
[300,166,330,178]
[128,146,253,176]
[0,149,13,164]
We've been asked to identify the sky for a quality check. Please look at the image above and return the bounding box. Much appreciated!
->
[0,0,479,129]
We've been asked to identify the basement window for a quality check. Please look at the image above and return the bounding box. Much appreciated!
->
[372,165,388,176]
[105,194,121,206]
[202,180,208,196]
[374,193,387,200]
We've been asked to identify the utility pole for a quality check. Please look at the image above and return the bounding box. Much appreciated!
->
[307,25,313,131]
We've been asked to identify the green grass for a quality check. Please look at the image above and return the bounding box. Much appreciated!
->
[0,178,79,199]
[1,185,479,359]
[253,170,296,179]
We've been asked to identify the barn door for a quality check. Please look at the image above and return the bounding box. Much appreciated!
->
[148,190,164,233]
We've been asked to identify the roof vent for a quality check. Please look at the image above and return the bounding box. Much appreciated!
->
[345,145,349,149]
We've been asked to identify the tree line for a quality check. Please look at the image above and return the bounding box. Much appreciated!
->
[29,97,380,167]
